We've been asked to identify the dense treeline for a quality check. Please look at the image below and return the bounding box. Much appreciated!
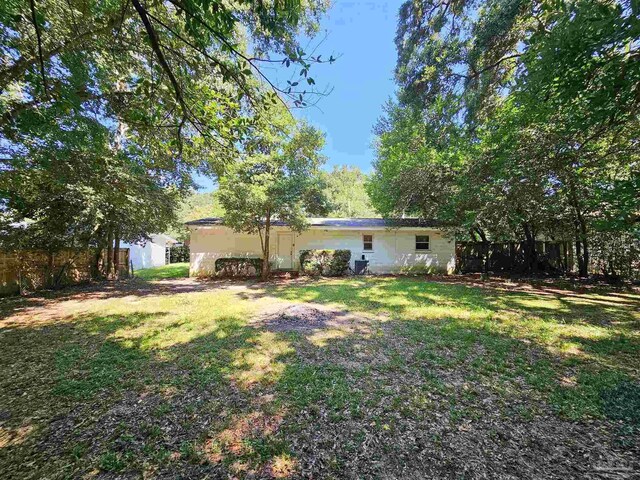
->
[320,166,377,218]
[368,0,640,278]
[0,0,330,279]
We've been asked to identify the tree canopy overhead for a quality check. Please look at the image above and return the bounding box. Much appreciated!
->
[0,0,334,281]
[1,0,333,170]
[370,0,640,277]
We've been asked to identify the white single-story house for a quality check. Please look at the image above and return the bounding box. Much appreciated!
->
[186,218,455,276]
[121,234,178,271]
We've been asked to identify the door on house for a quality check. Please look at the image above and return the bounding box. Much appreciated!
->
[277,233,294,270]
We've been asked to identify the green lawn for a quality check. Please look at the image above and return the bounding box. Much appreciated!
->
[1,277,638,478]
[134,262,189,280]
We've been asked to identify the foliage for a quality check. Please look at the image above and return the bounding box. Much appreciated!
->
[370,0,640,277]
[214,257,263,277]
[168,245,190,264]
[299,249,351,276]
[0,107,184,282]
[167,191,226,241]
[0,0,332,276]
[321,166,378,218]
[0,0,332,151]
[217,118,328,279]
[590,232,640,281]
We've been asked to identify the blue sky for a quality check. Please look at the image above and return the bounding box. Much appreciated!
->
[195,0,401,192]
[295,1,401,172]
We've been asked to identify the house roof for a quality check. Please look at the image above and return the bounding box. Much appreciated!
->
[185,217,444,229]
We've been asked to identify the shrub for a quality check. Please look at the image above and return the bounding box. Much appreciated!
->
[590,232,640,281]
[169,245,189,263]
[299,249,351,276]
[214,257,262,277]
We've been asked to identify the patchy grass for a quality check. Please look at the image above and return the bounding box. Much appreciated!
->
[134,262,189,280]
[0,276,638,478]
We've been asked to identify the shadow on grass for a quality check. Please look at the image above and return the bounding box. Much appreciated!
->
[0,305,266,478]
[269,277,639,321]
[0,276,225,322]
[1,278,639,478]
[261,279,638,376]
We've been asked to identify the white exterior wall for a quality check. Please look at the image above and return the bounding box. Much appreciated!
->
[188,227,273,276]
[122,237,168,270]
[189,226,456,276]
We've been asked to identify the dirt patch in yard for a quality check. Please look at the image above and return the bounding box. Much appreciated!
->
[252,303,373,334]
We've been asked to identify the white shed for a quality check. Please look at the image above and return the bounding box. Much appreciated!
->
[122,234,178,271]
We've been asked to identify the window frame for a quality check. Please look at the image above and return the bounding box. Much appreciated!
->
[415,234,430,251]
[363,234,373,252]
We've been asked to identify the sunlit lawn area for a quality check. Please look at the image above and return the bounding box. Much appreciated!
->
[134,262,189,280]
[1,276,638,478]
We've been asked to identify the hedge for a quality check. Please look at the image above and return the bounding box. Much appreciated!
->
[214,257,262,277]
[299,249,351,276]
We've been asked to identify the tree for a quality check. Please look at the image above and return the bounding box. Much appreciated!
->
[1,0,333,152]
[217,122,327,280]
[0,0,334,280]
[370,0,640,277]
[168,191,226,242]
[0,108,182,282]
[321,166,377,218]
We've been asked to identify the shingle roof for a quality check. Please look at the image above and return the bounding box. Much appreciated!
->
[185,217,444,228]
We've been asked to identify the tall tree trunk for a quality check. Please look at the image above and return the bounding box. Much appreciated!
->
[261,212,271,281]
[575,229,582,277]
[475,227,490,276]
[106,226,114,279]
[113,229,121,279]
[46,251,55,288]
[94,247,103,278]
[522,223,537,273]
[578,216,589,277]
[569,181,589,277]
[608,260,617,279]
[574,223,589,277]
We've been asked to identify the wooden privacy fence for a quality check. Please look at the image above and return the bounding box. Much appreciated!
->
[0,248,129,296]
[456,241,572,274]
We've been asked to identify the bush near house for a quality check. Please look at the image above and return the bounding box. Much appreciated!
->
[168,245,189,263]
[214,257,263,277]
[300,249,351,276]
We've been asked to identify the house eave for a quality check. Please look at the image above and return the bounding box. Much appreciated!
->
[187,224,445,232]
[185,217,446,230]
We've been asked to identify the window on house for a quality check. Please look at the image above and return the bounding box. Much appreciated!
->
[363,234,373,251]
[416,235,430,250]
